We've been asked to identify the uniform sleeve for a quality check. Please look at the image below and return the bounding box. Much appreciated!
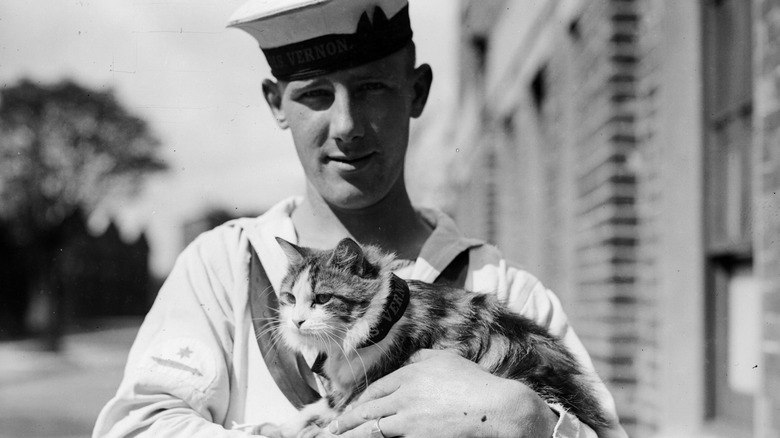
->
[501,265,628,438]
[92,227,258,438]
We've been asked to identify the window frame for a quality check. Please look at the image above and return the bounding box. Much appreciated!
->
[701,0,756,432]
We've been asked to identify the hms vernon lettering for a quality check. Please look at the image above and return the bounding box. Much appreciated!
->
[271,39,351,69]
[381,291,404,322]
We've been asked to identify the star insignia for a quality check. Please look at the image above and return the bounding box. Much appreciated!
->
[177,346,193,359]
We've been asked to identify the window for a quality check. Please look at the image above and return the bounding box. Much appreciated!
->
[702,0,756,431]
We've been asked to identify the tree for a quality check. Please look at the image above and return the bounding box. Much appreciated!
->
[0,79,166,346]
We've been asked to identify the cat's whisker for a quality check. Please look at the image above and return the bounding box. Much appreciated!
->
[260,285,277,298]
[254,323,283,341]
[254,302,281,313]
[304,327,328,351]
[267,326,290,352]
[328,331,359,384]
[254,318,282,329]
[331,328,379,381]
[348,343,369,388]
[320,329,339,352]
[251,315,282,323]
[313,331,328,353]
[330,327,361,359]
[322,332,337,358]
[367,339,392,363]
[328,326,350,344]
[253,328,278,343]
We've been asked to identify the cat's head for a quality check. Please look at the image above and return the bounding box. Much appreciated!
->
[275,237,396,354]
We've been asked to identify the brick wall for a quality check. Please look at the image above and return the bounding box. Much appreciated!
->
[756,0,780,436]
[450,0,642,432]
[446,2,505,245]
[633,0,664,435]
[445,0,780,435]
[565,0,641,430]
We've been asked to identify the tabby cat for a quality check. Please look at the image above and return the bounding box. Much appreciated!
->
[258,237,609,437]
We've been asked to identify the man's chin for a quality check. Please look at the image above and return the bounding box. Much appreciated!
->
[320,183,396,212]
[323,192,384,212]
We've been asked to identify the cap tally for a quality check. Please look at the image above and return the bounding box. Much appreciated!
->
[228,0,413,80]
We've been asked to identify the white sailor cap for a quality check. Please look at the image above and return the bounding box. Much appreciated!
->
[228,0,413,80]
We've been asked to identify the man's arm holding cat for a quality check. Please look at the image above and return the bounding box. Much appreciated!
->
[327,349,559,438]
[330,351,606,438]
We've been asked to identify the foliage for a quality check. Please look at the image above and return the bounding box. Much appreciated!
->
[0,79,167,245]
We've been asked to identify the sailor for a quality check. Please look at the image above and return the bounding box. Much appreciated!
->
[93,1,627,437]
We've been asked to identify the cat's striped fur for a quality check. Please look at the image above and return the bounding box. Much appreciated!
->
[265,237,609,437]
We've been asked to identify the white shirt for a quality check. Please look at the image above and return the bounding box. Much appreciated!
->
[93,197,618,437]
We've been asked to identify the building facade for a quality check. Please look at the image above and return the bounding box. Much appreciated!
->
[428,0,780,436]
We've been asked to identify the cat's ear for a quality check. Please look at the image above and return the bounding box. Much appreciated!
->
[330,238,366,276]
[276,237,305,266]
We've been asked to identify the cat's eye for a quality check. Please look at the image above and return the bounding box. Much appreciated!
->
[313,294,333,305]
[280,292,296,305]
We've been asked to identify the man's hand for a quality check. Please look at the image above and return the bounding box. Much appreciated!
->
[327,349,557,438]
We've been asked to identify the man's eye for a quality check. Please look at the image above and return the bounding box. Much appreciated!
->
[313,294,333,305]
[300,89,331,99]
[280,293,296,305]
[360,82,388,91]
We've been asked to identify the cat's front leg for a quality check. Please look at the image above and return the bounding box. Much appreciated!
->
[267,398,339,438]
[297,424,332,438]
[258,423,329,438]
[254,422,285,438]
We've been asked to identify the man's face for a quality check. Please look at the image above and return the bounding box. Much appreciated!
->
[265,48,431,210]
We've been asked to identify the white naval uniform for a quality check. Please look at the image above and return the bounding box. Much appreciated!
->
[93,197,618,438]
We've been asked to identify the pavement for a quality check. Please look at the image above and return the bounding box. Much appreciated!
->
[0,319,142,438]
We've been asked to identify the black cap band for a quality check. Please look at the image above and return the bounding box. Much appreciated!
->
[262,5,412,81]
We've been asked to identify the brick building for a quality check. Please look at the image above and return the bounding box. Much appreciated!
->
[414,0,780,436]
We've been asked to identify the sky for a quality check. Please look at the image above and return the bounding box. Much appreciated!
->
[0,0,458,276]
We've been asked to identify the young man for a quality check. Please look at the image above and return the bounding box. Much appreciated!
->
[94,1,627,437]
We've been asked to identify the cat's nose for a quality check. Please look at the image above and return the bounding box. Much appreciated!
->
[292,318,305,328]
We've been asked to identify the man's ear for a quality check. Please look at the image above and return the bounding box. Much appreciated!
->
[262,79,288,129]
[410,63,433,119]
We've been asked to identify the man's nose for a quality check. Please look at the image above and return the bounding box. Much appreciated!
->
[330,91,364,143]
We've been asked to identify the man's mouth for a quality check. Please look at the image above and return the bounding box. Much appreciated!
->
[327,153,375,169]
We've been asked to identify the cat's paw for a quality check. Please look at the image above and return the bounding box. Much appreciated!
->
[297,424,332,438]
[256,422,285,438]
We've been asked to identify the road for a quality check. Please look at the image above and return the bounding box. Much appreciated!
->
[0,320,141,438]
